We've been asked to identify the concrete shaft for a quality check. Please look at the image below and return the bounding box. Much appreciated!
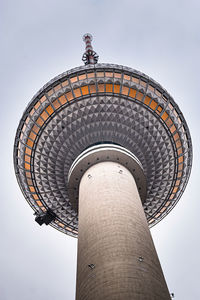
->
[76,161,170,300]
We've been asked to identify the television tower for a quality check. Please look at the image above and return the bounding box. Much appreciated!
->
[14,34,192,299]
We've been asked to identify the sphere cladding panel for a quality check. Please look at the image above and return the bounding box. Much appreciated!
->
[14,64,192,237]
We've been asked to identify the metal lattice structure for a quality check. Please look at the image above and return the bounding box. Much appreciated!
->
[14,62,192,237]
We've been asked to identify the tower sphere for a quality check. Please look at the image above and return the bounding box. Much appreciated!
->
[14,62,192,237]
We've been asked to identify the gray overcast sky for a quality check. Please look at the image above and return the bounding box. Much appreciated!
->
[1,0,200,299]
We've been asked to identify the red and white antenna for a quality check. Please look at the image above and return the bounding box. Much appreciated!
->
[82,33,99,65]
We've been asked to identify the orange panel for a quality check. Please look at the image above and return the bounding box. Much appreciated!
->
[81,86,89,95]
[25,147,32,155]
[156,105,163,114]
[136,92,144,101]
[79,74,86,80]
[129,88,136,98]
[97,72,104,77]
[46,105,54,115]
[144,96,151,105]
[70,76,78,83]
[173,187,178,193]
[160,207,167,213]
[122,86,129,95]
[132,77,139,84]
[114,72,121,78]
[73,88,81,97]
[177,171,182,178]
[40,95,46,103]
[66,91,74,101]
[155,213,161,218]
[166,201,171,206]
[22,123,26,132]
[29,131,36,141]
[178,148,183,155]
[105,72,113,77]
[26,139,33,148]
[176,140,182,148]
[87,72,95,78]
[178,164,183,170]
[173,133,179,141]
[59,95,67,105]
[25,163,30,170]
[52,99,61,109]
[47,89,53,96]
[149,219,155,224]
[27,178,32,185]
[34,102,40,110]
[26,171,31,178]
[148,85,154,92]
[29,186,35,193]
[98,84,104,92]
[178,156,183,163]
[36,117,44,127]
[90,85,96,93]
[124,74,130,81]
[161,111,168,121]
[106,84,113,93]
[36,200,43,207]
[32,124,40,134]
[114,84,120,93]
[25,116,30,124]
[25,155,31,163]
[166,118,173,127]
[30,108,35,116]
[62,80,69,87]
[140,80,147,87]
[41,111,48,121]
[170,125,176,133]
[170,194,174,200]
[33,194,39,200]
[150,100,157,110]
[54,84,61,92]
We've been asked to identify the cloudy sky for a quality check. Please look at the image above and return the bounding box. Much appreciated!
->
[1,0,200,299]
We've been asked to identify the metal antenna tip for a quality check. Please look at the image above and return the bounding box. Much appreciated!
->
[83,33,93,42]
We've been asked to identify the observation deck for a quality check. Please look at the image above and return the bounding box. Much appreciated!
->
[14,63,192,237]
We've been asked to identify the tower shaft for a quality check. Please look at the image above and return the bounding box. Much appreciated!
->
[76,161,170,300]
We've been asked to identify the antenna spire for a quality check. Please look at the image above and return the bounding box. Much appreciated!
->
[82,33,99,65]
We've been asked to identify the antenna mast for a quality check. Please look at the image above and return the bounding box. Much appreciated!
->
[82,33,99,65]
